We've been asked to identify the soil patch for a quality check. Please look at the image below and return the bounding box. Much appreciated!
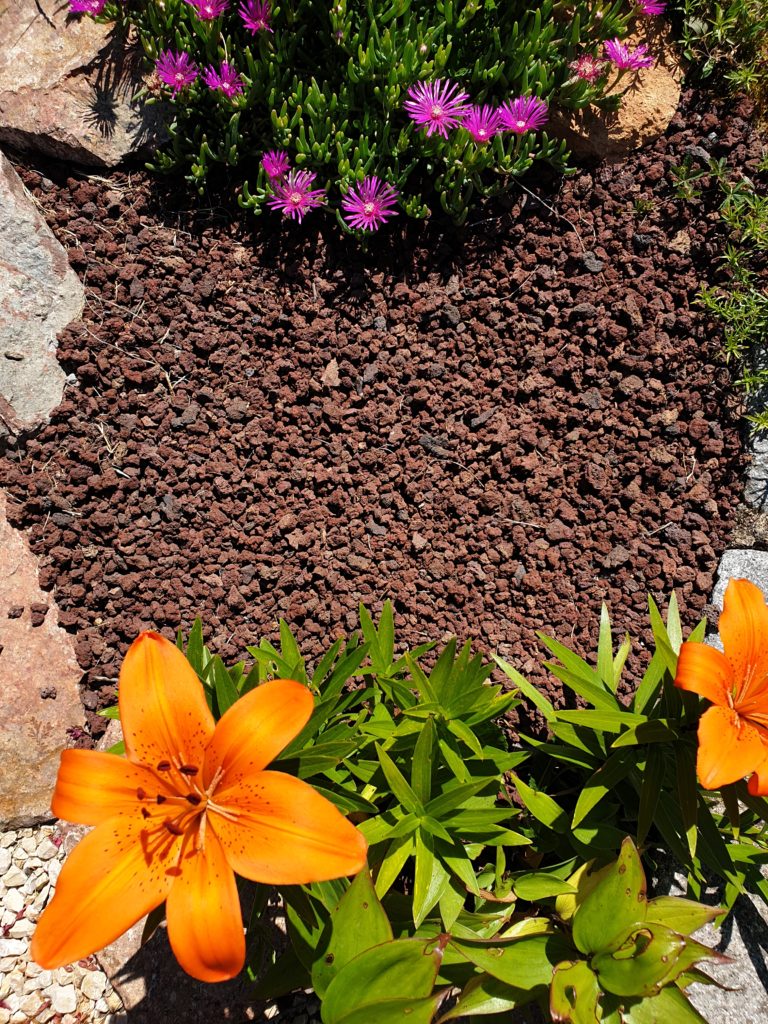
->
[1,90,763,737]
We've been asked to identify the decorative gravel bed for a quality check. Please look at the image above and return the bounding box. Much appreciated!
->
[0,89,763,738]
[0,826,124,1024]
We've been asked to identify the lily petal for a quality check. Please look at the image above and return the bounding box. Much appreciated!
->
[166,830,245,982]
[52,749,175,826]
[31,816,179,969]
[674,641,733,707]
[696,704,767,790]
[204,678,313,785]
[210,770,368,884]
[719,578,768,706]
[747,750,768,796]
[119,632,215,772]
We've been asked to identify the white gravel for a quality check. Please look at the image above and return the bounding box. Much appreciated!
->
[0,824,126,1024]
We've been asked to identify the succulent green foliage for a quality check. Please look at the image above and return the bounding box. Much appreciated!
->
[673,0,768,98]
[111,0,635,224]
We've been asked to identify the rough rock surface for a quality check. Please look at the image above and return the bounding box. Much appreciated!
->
[0,0,166,166]
[0,491,84,828]
[0,150,84,435]
[0,89,762,735]
[551,22,683,162]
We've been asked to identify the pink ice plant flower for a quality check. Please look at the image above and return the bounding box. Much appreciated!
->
[184,0,229,18]
[268,169,326,223]
[637,0,666,13]
[239,0,272,33]
[403,79,470,138]
[498,96,548,134]
[569,53,607,83]
[203,62,244,98]
[341,177,399,232]
[261,150,290,181]
[462,104,502,144]
[155,50,198,95]
[604,38,655,69]
[69,0,106,14]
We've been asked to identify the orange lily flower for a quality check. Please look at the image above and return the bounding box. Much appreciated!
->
[31,631,367,982]
[675,577,768,795]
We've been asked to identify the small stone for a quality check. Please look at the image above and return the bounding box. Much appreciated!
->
[372,316,387,332]
[105,988,126,1011]
[8,917,35,938]
[1,867,24,887]
[582,251,604,273]
[320,358,341,387]
[80,970,108,1001]
[603,544,631,569]
[36,1009,56,1024]
[0,833,16,848]
[36,839,59,861]
[51,984,78,1015]
[0,937,25,957]
[18,993,42,1018]
[411,532,428,553]
[4,888,24,913]
[0,849,11,873]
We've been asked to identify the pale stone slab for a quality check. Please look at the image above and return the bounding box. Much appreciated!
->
[0,491,84,827]
[0,0,167,166]
[0,150,84,434]
[712,548,768,609]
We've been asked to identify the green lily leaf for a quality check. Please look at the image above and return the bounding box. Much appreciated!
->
[311,867,393,998]
[321,936,447,1024]
[572,837,647,955]
[550,960,601,1024]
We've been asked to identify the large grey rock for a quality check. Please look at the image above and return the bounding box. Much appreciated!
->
[712,548,768,609]
[0,0,167,166]
[0,491,84,828]
[0,150,83,435]
[744,435,768,512]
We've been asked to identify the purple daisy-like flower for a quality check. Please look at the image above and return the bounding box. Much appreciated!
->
[341,177,399,232]
[267,169,326,223]
[403,79,470,138]
[569,53,607,83]
[462,104,502,144]
[604,38,655,69]
[69,0,106,14]
[203,61,244,98]
[262,150,290,181]
[498,96,549,134]
[637,0,666,13]
[239,0,273,32]
[184,0,229,18]
[155,50,198,95]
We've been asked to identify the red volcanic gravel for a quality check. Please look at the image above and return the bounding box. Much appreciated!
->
[1,90,763,738]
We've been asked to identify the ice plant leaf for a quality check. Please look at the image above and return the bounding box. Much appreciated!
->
[33,633,367,982]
